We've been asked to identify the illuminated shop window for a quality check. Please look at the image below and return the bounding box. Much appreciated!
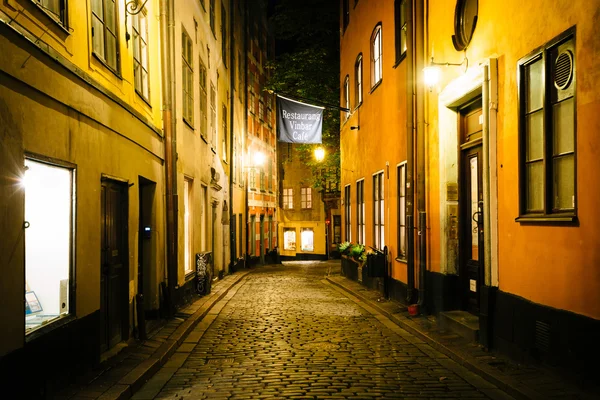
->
[301,228,314,252]
[283,228,296,251]
[24,159,73,334]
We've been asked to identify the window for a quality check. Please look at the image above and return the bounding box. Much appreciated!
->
[184,178,193,274]
[133,11,149,101]
[24,159,73,334]
[371,24,382,88]
[249,91,256,115]
[221,2,227,67]
[355,54,363,108]
[91,0,119,72]
[394,0,407,64]
[301,228,314,252]
[342,0,349,32]
[357,179,365,244]
[517,29,576,221]
[343,75,350,120]
[259,101,264,121]
[344,185,351,242]
[283,228,296,251]
[301,187,312,209]
[373,171,384,249]
[182,28,194,125]
[222,104,228,161]
[36,0,67,27]
[397,163,407,259]
[199,59,207,137]
[260,169,265,191]
[199,0,205,11]
[249,169,256,188]
[210,0,216,36]
[232,41,236,90]
[283,188,293,209]
[201,184,208,250]
[238,51,244,101]
[210,83,217,147]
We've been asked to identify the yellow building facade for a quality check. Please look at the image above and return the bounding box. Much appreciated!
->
[340,0,600,379]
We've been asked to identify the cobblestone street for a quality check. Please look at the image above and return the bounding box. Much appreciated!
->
[134,262,512,399]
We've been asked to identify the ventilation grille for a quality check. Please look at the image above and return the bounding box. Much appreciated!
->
[554,50,573,90]
[535,320,551,353]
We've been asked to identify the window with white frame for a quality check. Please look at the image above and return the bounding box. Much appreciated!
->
[182,28,194,125]
[518,29,576,220]
[91,0,119,72]
[199,59,208,138]
[301,187,312,209]
[283,188,293,209]
[133,10,149,102]
[344,184,351,242]
[184,178,193,274]
[344,75,350,119]
[371,24,382,88]
[373,171,384,249]
[397,163,407,260]
[355,54,363,108]
[357,179,365,244]
[24,159,73,334]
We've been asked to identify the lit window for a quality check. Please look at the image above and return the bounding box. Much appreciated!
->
[283,228,296,251]
[517,30,576,221]
[301,187,312,209]
[394,0,407,63]
[182,28,194,125]
[24,159,73,334]
[343,75,350,119]
[91,0,119,72]
[344,185,351,242]
[283,188,293,209]
[199,59,208,138]
[371,24,382,87]
[301,228,314,252]
[184,178,193,274]
[133,10,150,101]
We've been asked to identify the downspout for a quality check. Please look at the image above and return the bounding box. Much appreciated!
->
[229,0,235,272]
[416,0,427,309]
[482,63,491,287]
[405,0,415,304]
[160,0,178,316]
[243,0,249,263]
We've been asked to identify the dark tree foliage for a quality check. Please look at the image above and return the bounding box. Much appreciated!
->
[267,0,340,191]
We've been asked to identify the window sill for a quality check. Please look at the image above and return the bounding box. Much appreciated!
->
[354,102,362,112]
[92,52,122,79]
[183,119,194,131]
[200,135,208,144]
[395,257,407,264]
[515,215,578,225]
[26,314,76,343]
[135,90,152,108]
[370,79,382,94]
[184,270,196,282]
[393,53,407,68]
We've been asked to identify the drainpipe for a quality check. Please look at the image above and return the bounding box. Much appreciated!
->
[229,0,235,272]
[405,0,415,304]
[482,64,491,286]
[243,0,249,263]
[160,0,178,316]
[415,0,427,309]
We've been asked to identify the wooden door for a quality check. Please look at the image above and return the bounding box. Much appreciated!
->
[100,180,128,351]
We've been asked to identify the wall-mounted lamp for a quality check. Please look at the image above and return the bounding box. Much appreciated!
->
[314,147,325,162]
[350,126,360,130]
[252,151,266,167]
[423,52,469,90]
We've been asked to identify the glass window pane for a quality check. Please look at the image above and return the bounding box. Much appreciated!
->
[526,110,544,161]
[553,98,574,155]
[142,70,149,99]
[105,0,116,31]
[553,155,575,210]
[106,33,117,69]
[527,59,543,112]
[92,0,103,18]
[526,161,544,212]
[92,17,105,58]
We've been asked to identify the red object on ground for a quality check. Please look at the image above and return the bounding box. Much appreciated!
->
[408,304,419,316]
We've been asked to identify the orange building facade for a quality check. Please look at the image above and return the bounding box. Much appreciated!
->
[340,0,599,379]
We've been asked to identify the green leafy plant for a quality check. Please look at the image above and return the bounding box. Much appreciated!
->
[350,244,366,262]
[338,241,351,255]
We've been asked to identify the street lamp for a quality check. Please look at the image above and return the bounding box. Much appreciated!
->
[314,147,325,162]
[252,151,265,167]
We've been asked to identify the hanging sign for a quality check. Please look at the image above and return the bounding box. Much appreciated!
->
[277,95,324,144]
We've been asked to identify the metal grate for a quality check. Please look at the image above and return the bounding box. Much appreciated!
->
[554,51,573,90]
[535,320,551,353]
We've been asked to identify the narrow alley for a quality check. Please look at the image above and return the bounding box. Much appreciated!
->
[133,262,510,399]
